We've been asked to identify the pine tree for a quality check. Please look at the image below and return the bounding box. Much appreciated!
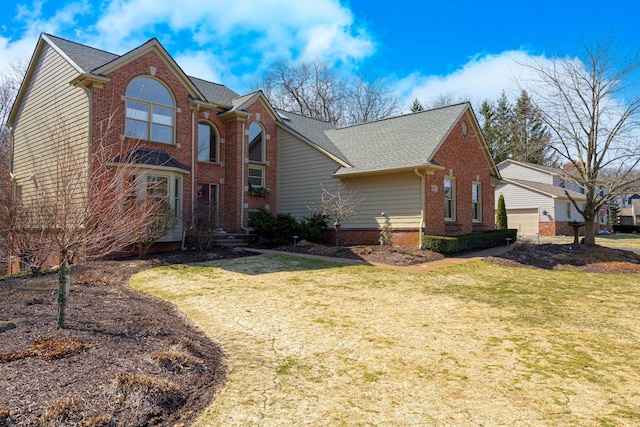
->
[492,91,514,164]
[609,198,621,227]
[496,193,508,230]
[410,98,424,113]
[512,90,550,164]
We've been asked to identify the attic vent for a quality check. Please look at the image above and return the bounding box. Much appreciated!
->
[461,121,468,136]
[149,66,157,76]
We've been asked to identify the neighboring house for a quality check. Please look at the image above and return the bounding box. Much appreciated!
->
[620,199,640,225]
[7,33,500,260]
[495,159,607,237]
[627,194,640,207]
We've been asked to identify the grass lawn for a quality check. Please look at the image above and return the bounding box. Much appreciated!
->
[130,254,640,426]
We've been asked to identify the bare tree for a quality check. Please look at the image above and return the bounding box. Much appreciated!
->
[135,200,177,259]
[12,112,168,327]
[0,60,28,272]
[258,59,398,126]
[316,183,363,245]
[524,41,640,245]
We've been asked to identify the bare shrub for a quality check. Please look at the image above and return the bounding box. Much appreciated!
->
[151,350,206,373]
[36,398,82,426]
[113,373,185,412]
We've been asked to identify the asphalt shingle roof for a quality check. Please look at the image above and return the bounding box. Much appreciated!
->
[44,34,119,73]
[328,103,468,176]
[275,109,349,163]
[189,76,239,106]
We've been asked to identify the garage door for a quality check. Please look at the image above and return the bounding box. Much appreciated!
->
[507,208,539,237]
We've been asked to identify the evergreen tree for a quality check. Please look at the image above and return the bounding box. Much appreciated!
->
[609,198,621,227]
[479,100,499,161]
[410,98,424,112]
[496,193,508,230]
[492,91,514,164]
[512,90,551,164]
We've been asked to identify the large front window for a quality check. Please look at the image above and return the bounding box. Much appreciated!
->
[125,77,175,144]
[444,177,455,221]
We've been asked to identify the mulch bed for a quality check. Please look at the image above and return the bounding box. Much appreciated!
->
[0,248,254,427]
[274,243,445,266]
[486,242,640,273]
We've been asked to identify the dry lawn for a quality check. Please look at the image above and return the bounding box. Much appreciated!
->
[129,254,640,426]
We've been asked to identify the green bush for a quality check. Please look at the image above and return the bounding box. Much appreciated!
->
[249,209,323,245]
[422,229,517,254]
[496,194,508,230]
[612,224,640,234]
[299,213,328,243]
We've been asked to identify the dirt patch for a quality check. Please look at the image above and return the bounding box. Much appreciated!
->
[487,242,640,273]
[0,248,254,427]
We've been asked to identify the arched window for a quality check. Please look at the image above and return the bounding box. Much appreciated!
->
[198,122,219,162]
[125,77,175,144]
[248,122,264,163]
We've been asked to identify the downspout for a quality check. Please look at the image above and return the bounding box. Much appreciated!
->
[191,108,196,225]
[185,107,196,250]
[414,168,425,248]
[240,119,251,233]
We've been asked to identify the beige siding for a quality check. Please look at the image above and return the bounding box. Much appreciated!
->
[495,183,553,221]
[11,43,89,200]
[277,130,422,229]
[277,129,341,218]
[499,163,553,184]
[341,173,421,229]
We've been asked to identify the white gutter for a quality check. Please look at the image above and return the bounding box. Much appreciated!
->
[414,168,425,248]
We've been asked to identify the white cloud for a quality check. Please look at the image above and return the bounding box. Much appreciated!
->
[395,50,553,112]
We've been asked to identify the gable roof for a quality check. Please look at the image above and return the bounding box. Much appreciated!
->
[503,178,586,200]
[38,33,241,108]
[498,159,563,175]
[328,103,469,176]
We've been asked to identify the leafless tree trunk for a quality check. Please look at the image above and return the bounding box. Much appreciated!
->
[524,41,640,245]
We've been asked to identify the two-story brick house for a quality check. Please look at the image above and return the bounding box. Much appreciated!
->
[7,33,501,257]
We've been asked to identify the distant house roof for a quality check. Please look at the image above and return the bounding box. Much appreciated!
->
[503,178,586,200]
[111,148,190,172]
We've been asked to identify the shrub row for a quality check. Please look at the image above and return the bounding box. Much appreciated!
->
[249,209,328,245]
[612,224,640,234]
[421,229,517,254]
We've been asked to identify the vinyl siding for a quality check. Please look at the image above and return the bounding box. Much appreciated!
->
[11,42,89,200]
[277,129,341,218]
[499,163,553,184]
[341,173,421,229]
[495,183,553,222]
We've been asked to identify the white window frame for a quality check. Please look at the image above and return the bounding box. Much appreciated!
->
[472,182,481,222]
[566,201,572,220]
[248,165,265,188]
[444,176,456,221]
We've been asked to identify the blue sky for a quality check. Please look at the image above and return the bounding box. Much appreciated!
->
[0,0,637,112]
